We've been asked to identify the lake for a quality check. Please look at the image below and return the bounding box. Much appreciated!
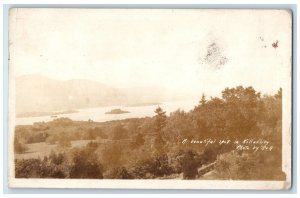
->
[16,99,199,125]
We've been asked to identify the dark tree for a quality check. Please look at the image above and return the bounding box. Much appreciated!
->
[131,133,145,149]
[154,107,167,154]
[154,106,167,132]
[177,150,200,179]
[200,93,207,106]
[69,146,103,179]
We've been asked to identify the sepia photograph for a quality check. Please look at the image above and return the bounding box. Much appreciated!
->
[8,8,292,189]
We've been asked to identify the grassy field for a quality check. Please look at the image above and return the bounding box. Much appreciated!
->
[15,140,93,160]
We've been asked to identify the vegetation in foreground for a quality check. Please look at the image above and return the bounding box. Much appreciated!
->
[14,86,285,180]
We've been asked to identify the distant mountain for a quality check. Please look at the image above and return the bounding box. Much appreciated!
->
[15,74,168,115]
[15,74,127,115]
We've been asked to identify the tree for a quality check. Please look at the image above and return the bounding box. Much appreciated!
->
[112,124,128,140]
[154,106,167,133]
[49,151,66,165]
[154,107,167,154]
[69,146,103,179]
[15,158,67,178]
[131,133,145,149]
[101,143,123,169]
[165,110,196,143]
[193,97,226,137]
[214,151,285,180]
[88,127,108,140]
[275,87,282,99]
[154,133,165,154]
[200,93,207,106]
[134,154,174,178]
[176,150,200,179]
[221,86,261,138]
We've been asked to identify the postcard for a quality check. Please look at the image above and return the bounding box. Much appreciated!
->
[8,8,292,189]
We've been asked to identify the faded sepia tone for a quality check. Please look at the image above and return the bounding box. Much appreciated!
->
[8,9,292,189]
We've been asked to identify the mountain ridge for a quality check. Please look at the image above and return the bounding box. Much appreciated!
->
[15,74,166,114]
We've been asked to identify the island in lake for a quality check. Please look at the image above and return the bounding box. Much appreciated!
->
[105,108,130,114]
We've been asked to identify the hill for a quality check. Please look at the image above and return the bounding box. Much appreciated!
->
[15,74,126,115]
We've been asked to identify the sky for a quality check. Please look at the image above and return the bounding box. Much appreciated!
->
[9,9,291,98]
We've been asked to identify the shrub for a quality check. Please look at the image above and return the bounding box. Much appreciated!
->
[15,158,67,178]
[101,143,123,169]
[49,152,66,165]
[176,150,200,179]
[69,146,103,179]
[26,132,48,144]
[90,127,108,139]
[131,133,145,149]
[106,167,133,179]
[15,159,41,178]
[131,154,174,178]
[214,151,286,180]
[112,124,128,140]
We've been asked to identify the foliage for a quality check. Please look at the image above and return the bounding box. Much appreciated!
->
[131,154,174,178]
[101,143,123,169]
[112,124,129,140]
[154,106,167,132]
[14,140,28,154]
[26,132,48,144]
[57,133,71,148]
[164,110,196,142]
[131,133,145,149]
[153,107,167,154]
[214,151,285,180]
[14,86,283,180]
[175,150,201,179]
[49,151,66,165]
[106,166,133,179]
[15,157,67,178]
[69,145,103,179]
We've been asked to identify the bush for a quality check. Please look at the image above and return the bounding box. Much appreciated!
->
[89,127,108,139]
[200,144,232,165]
[176,150,200,179]
[15,159,41,178]
[26,132,48,144]
[101,143,123,169]
[132,154,174,178]
[49,152,66,165]
[214,151,286,180]
[69,146,103,179]
[131,133,145,149]
[106,167,133,179]
[112,124,128,140]
[15,158,67,178]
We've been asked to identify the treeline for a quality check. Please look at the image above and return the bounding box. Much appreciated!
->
[14,86,285,180]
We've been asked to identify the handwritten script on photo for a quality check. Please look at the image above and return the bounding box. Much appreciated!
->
[181,138,274,153]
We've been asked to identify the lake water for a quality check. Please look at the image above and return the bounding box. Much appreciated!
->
[16,99,199,125]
